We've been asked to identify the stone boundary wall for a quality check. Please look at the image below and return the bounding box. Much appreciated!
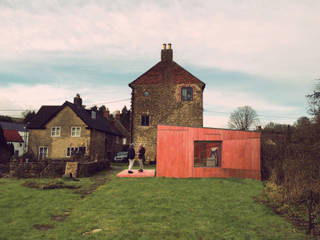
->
[10,160,110,178]
[78,161,110,177]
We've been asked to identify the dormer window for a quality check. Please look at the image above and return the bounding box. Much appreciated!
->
[181,87,193,101]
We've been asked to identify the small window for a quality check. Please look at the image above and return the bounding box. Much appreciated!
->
[122,137,127,145]
[39,146,48,160]
[51,126,61,137]
[141,114,150,126]
[71,127,81,137]
[194,141,221,167]
[181,87,193,101]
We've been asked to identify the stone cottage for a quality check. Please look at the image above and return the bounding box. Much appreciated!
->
[129,43,206,162]
[27,94,124,161]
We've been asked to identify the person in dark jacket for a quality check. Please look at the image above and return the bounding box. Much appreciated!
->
[127,143,135,174]
[137,144,145,172]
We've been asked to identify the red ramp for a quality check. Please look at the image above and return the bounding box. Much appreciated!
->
[117,169,155,178]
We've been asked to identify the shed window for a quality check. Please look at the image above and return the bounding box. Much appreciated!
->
[141,114,150,126]
[194,141,221,167]
[181,87,193,101]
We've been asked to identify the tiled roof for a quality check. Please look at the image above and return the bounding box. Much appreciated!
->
[129,61,205,88]
[28,102,123,136]
[3,129,24,142]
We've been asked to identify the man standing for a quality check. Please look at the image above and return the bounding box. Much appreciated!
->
[127,143,135,174]
[138,144,145,173]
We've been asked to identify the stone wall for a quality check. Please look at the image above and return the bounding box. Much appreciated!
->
[131,83,203,162]
[10,160,67,178]
[89,129,106,161]
[10,160,110,178]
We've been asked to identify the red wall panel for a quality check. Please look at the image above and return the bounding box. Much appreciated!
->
[156,125,261,180]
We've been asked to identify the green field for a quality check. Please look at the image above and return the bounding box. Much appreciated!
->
[0,165,305,240]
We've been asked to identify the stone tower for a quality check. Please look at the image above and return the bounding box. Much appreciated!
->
[129,43,205,162]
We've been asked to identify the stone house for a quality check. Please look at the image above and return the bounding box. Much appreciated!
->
[129,43,206,162]
[27,95,124,161]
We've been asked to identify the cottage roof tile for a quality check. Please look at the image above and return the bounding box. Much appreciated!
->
[28,102,122,136]
[129,61,205,88]
[3,129,24,142]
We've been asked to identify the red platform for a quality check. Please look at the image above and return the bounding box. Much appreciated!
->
[117,169,155,178]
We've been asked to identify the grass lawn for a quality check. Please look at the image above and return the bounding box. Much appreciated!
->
[0,164,306,240]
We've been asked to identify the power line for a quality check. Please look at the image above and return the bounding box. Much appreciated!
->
[0,104,303,121]
[87,98,131,107]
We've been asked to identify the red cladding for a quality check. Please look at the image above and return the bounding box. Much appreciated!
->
[156,125,261,180]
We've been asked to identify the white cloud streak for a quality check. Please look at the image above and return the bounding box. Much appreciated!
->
[0,83,130,116]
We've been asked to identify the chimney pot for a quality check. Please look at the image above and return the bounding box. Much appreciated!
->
[115,110,121,120]
[162,43,166,50]
[104,108,110,119]
[161,43,173,62]
[74,94,82,107]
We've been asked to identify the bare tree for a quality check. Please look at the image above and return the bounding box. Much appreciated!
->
[228,106,259,130]
[306,79,320,119]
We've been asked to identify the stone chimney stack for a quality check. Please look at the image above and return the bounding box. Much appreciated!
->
[161,43,173,62]
[115,110,121,120]
[74,94,82,107]
[104,108,110,119]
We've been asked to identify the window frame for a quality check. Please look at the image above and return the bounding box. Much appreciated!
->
[51,126,61,137]
[66,146,86,157]
[39,146,48,160]
[141,114,150,126]
[181,87,193,101]
[71,126,81,137]
[194,141,222,168]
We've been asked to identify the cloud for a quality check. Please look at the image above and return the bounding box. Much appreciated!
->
[204,89,297,113]
[0,0,319,81]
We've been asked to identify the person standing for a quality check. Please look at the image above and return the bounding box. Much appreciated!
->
[127,143,135,174]
[138,144,145,173]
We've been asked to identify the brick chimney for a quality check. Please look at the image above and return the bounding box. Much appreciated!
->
[161,43,173,62]
[104,108,110,119]
[115,110,121,120]
[74,93,82,107]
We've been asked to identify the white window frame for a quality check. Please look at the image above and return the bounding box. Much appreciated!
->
[71,126,81,137]
[51,126,61,137]
[39,146,48,160]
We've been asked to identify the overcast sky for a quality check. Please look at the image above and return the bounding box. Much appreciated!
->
[0,0,319,128]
